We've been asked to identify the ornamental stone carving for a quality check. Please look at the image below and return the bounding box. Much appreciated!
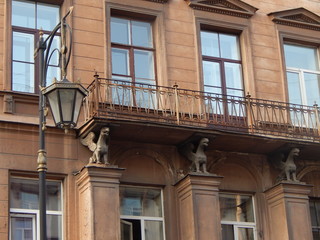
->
[80,127,110,165]
[180,137,210,174]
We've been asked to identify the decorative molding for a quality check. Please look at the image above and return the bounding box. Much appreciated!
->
[185,0,258,18]
[3,94,14,114]
[144,0,168,3]
[268,8,320,31]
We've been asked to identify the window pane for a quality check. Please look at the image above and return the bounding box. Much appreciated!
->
[120,187,162,217]
[10,178,61,211]
[12,0,35,28]
[46,66,60,86]
[47,215,62,240]
[111,17,130,45]
[121,219,141,240]
[112,48,130,76]
[203,61,221,89]
[47,181,62,211]
[220,194,254,222]
[145,221,163,240]
[304,72,320,106]
[37,3,60,31]
[44,34,60,66]
[313,229,320,240]
[310,199,320,227]
[13,32,34,62]
[201,31,219,57]
[284,44,319,71]
[12,62,34,93]
[221,224,234,240]
[287,71,302,105]
[220,34,240,60]
[11,216,34,240]
[238,227,254,240]
[134,50,155,80]
[225,62,243,91]
[132,21,153,48]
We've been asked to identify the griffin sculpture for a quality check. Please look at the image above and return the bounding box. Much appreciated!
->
[80,127,110,165]
[180,138,209,174]
[270,147,300,182]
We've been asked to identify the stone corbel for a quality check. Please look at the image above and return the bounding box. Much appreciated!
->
[3,94,14,114]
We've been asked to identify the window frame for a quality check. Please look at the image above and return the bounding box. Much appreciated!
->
[10,0,61,94]
[282,40,320,106]
[119,185,166,240]
[9,176,64,240]
[110,13,157,86]
[219,192,257,240]
[309,197,320,239]
[200,29,244,98]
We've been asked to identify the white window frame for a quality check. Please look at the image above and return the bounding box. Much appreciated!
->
[120,186,166,240]
[286,67,320,106]
[220,193,257,240]
[9,177,64,240]
[10,213,36,240]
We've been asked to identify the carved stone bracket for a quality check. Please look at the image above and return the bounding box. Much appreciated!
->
[185,0,258,18]
[3,94,14,114]
[144,0,168,3]
[268,7,320,31]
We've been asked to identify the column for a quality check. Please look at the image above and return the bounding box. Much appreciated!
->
[76,165,124,240]
[175,173,223,240]
[265,182,313,240]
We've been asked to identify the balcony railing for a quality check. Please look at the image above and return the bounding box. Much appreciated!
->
[83,75,320,142]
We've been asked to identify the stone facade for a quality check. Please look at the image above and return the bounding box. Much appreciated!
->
[0,0,320,239]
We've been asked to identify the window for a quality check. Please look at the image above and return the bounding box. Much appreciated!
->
[120,186,165,240]
[284,43,320,106]
[11,0,60,93]
[310,198,320,240]
[200,30,244,115]
[110,15,156,107]
[10,177,63,240]
[201,30,244,97]
[219,193,256,240]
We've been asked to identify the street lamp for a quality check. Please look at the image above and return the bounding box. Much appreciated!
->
[35,6,87,240]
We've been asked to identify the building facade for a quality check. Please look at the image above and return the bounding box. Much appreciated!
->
[1,0,320,239]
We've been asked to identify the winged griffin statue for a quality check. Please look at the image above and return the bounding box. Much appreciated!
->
[180,138,209,174]
[270,147,300,182]
[80,127,110,165]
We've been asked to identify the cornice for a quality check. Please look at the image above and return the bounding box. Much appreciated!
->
[185,0,258,18]
[269,8,320,31]
[144,0,169,3]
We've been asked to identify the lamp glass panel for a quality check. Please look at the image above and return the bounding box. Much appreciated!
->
[73,90,85,124]
[46,90,61,124]
[59,89,75,122]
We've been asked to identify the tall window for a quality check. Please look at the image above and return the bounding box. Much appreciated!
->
[201,30,244,98]
[219,193,256,240]
[110,16,156,107]
[284,43,320,106]
[310,198,320,240]
[12,0,60,93]
[120,186,165,240]
[10,177,63,240]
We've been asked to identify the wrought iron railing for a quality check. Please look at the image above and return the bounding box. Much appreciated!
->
[83,75,320,142]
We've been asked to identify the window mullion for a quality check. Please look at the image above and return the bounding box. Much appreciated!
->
[299,69,308,105]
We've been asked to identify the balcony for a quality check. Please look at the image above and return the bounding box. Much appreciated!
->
[82,76,320,144]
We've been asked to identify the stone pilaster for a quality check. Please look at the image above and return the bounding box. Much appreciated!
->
[76,165,124,240]
[175,173,223,240]
[265,182,313,240]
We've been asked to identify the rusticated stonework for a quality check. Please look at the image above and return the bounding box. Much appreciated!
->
[269,8,320,31]
[185,0,258,18]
